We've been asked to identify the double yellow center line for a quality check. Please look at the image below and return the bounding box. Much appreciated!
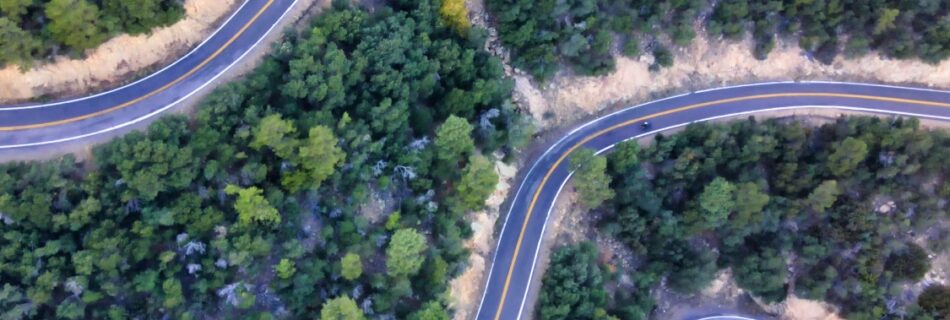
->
[492,92,950,320]
[0,0,275,132]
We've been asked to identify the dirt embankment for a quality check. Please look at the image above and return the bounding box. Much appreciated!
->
[449,157,518,320]
[0,0,239,103]
[512,36,950,129]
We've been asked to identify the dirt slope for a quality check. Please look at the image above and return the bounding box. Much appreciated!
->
[516,36,950,129]
[0,0,238,103]
[449,158,518,320]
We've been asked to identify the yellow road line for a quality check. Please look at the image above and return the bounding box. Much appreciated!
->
[492,92,950,320]
[0,0,275,132]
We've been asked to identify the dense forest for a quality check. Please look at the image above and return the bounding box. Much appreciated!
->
[486,0,950,81]
[0,0,534,318]
[0,0,184,68]
[485,0,698,80]
[537,242,615,320]
[708,0,950,63]
[539,117,950,319]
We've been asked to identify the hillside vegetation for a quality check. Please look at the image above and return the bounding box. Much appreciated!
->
[487,0,950,81]
[0,1,533,318]
[540,117,950,319]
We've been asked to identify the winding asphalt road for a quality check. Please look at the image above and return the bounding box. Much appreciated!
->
[475,81,950,320]
[1,5,949,320]
[0,0,298,149]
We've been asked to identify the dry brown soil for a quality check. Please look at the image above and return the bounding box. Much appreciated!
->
[0,0,240,103]
[513,37,950,129]
[449,157,519,320]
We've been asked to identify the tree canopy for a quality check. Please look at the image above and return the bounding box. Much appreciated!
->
[537,242,613,320]
[438,0,469,35]
[917,285,950,318]
[409,301,451,320]
[0,0,183,67]
[386,228,428,278]
[586,117,949,318]
[695,177,737,230]
[488,0,950,81]
[447,155,499,214]
[340,252,362,281]
[320,296,365,320]
[434,115,475,167]
[708,0,950,63]
[225,185,282,228]
[569,148,614,209]
[486,0,701,80]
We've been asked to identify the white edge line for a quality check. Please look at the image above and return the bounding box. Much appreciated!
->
[474,123,548,319]
[478,82,741,319]
[693,80,797,93]
[5,77,948,145]
[474,93,950,318]
[802,80,950,93]
[515,169,572,320]
[0,0,300,149]
[1,0,254,111]
[563,79,950,138]
[511,105,950,319]
[486,104,701,319]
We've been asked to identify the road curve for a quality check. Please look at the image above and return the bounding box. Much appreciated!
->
[476,81,950,320]
[0,0,298,149]
[2,10,949,316]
